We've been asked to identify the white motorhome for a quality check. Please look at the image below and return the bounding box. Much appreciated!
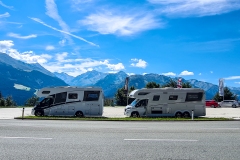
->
[124,87,206,118]
[31,86,103,117]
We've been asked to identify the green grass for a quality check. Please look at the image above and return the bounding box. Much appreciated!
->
[16,116,233,121]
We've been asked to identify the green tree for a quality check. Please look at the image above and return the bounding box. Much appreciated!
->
[25,95,39,106]
[182,82,192,88]
[145,82,160,88]
[5,96,16,106]
[115,88,127,106]
[115,86,136,106]
[163,79,177,88]
[0,91,4,106]
[213,87,237,102]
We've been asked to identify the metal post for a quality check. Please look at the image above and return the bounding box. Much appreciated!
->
[191,110,194,120]
[22,107,25,120]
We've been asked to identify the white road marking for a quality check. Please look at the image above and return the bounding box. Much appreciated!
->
[0,136,52,140]
[124,139,198,142]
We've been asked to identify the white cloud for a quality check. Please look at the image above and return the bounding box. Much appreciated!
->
[0,40,14,53]
[199,73,202,75]
[210,71,213,74]
[127,73,135,76]
[162,72,176,76]
[45,45,55,50]
[81,11,161,36]
[0,40,51,63]
[8,49,52,64]
[148,0,240,17]
[30,17,99,47]
[69,0,93,11]
[7,33,37,39]
[224,76,240,80]
[130,58,147,68]
[59,39,66,46]
[179,70,194,76]
[235,82,240,84]
[0,1,14,10]
[56,52,68,61]
[106,62,125,71]
[42,58,125,77]
[45,0,72,43]
[0,12,10,18]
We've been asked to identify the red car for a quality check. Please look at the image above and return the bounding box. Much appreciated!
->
[205,100,218,108]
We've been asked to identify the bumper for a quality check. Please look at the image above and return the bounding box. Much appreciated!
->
[124,109,131,117]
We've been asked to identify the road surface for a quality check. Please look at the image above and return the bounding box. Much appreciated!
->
[0,120,239,160]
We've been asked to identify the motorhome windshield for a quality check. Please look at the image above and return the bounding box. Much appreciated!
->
[130,99,139,106]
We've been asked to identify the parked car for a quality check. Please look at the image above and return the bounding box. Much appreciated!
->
[205,100,219,108]
[218,100,239,108]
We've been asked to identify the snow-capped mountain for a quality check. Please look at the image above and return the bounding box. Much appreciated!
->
[0,53,67,105]
[70,70,108,86]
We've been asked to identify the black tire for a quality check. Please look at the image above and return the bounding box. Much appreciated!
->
[211,105,215,108]
[131,112,139,118]
[175,112,182,118]
[75,111,84,117]
[232,104,236,108]
[182,112,190,118]
[35,110,43,116]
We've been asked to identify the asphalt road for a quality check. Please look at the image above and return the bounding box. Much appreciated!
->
[0,120,240,160]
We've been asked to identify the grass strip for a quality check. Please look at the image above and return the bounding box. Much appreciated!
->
[16,116,233,121]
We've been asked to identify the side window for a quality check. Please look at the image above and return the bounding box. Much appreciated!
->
[153,95,160,101]
[138,92,150,95]
[136,99,148,107]
[83,91,100,101]
[169,95,178,100]
[40,94,55,106]
[54,92,67,104]
[42,91,50,94]
[68,93,78,99]
[185,92,203,102]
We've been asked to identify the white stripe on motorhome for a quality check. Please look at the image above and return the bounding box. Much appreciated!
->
[0,136,52,140]
[124,139,198,142]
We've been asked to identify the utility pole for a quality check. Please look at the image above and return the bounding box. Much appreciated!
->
[124,77,129,105]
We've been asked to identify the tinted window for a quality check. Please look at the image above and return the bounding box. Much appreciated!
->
[68,93,78,99]
[185,92,203,102]
[54,92,67,104]
[153,95,160,101]
[40,97,53,106]
[169,95,178,100]
[138,92,150,95]
[83,91,100,101]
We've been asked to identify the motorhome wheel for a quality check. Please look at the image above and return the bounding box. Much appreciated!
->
[182,112,190,118]
[131,112,139,118]
[35,110,43,116]
[175,112,182,118]
[75,111,84,117]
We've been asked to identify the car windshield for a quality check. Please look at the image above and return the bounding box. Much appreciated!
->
[130,99,139,106]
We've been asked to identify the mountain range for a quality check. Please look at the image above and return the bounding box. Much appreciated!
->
[1,53,240,105]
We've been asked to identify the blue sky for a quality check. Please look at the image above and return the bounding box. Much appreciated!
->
[0,0,240,87]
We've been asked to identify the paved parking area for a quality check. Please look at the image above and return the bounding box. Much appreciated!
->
[0,107,240,119]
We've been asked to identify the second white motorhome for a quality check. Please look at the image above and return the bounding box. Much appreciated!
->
[31,86,103,117]
[124,87,206,118]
